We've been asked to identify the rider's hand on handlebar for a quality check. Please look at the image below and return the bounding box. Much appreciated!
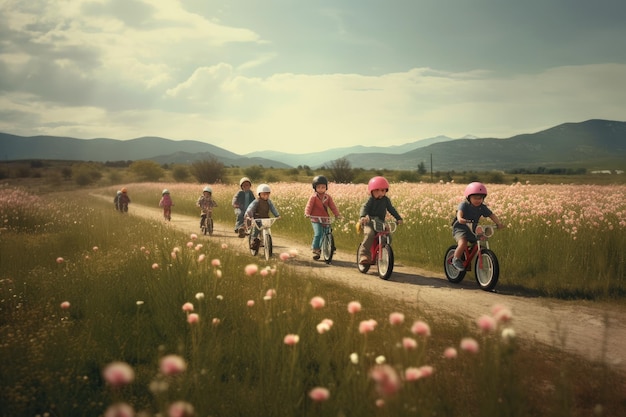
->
[360,215,370,225]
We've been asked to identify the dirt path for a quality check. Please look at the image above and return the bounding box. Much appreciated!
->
[106,197,626,374]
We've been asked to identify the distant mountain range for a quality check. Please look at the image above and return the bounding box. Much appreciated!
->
[1,119,624,171]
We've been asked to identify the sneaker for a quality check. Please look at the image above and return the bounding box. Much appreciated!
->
[452,258,465,271]
[312,249,321,260]
[251,238,261,251]
[359,256,370,265]
[238,227,246,238]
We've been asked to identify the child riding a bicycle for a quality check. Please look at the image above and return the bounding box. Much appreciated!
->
[232,177,255,238]
[305,175,342,260]
[358,176,403,265]
[197,186,218,229]
[245,183,280,251]
[451,182,505,271]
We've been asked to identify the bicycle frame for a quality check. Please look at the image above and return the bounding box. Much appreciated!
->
[309,216,335,263]
[462,224,495,270]
[369,219,396,262]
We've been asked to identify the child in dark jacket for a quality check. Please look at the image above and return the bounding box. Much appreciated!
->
[232,177,255,237]
[358,176,403,264]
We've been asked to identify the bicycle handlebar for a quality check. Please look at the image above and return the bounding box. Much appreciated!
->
[247,217,279,230]
[307,216,334,225]
[372,219,398,233]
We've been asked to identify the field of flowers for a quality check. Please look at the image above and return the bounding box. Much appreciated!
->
[121,181,626,298]
[1,184,625,416]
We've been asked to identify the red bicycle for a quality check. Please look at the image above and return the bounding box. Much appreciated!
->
[444,223,500,291]
[356,219,397,280]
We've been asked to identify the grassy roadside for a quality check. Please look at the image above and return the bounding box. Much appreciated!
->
[1,185,625,416]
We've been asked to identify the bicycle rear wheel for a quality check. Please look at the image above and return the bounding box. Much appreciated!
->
[474,249,499,291]
[321,233,334,264]
[444,245,466,283]
[377,244,394,280]
[264,234,273,261]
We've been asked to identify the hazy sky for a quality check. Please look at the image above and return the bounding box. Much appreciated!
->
[1,0,625,154]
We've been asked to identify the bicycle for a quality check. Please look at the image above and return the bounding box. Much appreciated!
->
[443,223,500,291]
[308,216,336,264]
[200,209,214,236]
[356,219,397,280]
[246,217,279,261]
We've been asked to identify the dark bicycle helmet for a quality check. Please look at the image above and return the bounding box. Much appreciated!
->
[312,175,328,190]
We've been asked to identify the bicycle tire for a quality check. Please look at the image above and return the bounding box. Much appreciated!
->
[444,245,466,283]
[377,244,394,280]
[264,234,272,261]
[321,233,334,264]
[249,233,259,256]
[207,218,214,236]
[474,249,499,291]
[356,244,370,273]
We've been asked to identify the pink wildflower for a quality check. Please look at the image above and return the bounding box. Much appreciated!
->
[186,242,193,248]
[197,254,206,263]
[404,367,422,381]
[168,401,195,417]
[265,289,276,299]
[369,364,401,397]
[221,243,228,249]
[104,402,134,417]
[102,361,135,387]
[316,319,333,334]
[60,301,70,309]
[190,233,198,240]
[151,263,159,270]
[348,301,362,314]
[492,304,513,322]
[310,296,325,309]
[187,313,199,324]
[477,314,497,332]
[389,312,405,325]
[443,347,458,359]
[402,337,417,350]
[460,337,480,354]
[244,264,258,276]
[308,387,330,402]
[247,300,255,307]
[279,252,290,261]
[359,319,377,334]
[182,302,194,312]
[284,334,300,346]
[92,246,99,251]
[211,258,221,267]
[160,354,187,376]
[260,268,269,277]
[410,320,431,337]
[56,257,64,264]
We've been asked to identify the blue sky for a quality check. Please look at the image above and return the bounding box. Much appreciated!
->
[1,0,625,154]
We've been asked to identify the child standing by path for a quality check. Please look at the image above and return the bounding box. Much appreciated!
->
[232,177,255,238]
[358,176,403,265]
[304,175,341,260]
[451,182,505,271]
[245,183,280,251]
[159,189,174,221]
[197,186,218,229]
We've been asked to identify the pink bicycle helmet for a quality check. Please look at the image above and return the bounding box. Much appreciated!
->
[367,176,390,193]
[464,182,488,199]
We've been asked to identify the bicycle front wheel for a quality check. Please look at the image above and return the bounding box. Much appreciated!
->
[474,249,499,291]
[377,244,394,280]
[321,233,334,264]
[249,233,258,256]
[264,234,273,261]
[207,218,214,236]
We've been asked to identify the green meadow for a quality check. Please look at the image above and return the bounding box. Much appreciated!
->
[1,182,625,417]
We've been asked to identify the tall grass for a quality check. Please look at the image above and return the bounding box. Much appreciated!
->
[1,185,625,416]
[114,181,626,299]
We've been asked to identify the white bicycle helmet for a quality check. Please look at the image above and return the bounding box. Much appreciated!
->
[256,183,271,195]
[239,177,252,188]
[203,186,212,193]
[162,189,169,195]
